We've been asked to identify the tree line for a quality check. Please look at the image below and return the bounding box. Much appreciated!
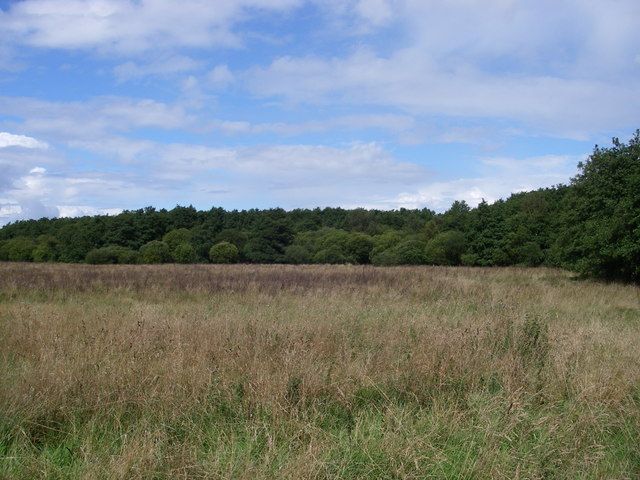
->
[1,133,638,282]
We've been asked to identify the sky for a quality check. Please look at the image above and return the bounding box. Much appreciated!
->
[1,0,639,225]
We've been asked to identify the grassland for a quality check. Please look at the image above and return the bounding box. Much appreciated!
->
[0,263,639,479]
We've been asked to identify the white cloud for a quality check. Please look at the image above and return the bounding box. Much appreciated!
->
[383,154,581,211]
[57,205,123,218]
[0,96,195,142]
[247,48,640,136]
[207,64,234,87]
[0,131,48,149]
[154,141,423,185]
[354,0,394,27]
[0,0,303,54]
[244,0,640,137]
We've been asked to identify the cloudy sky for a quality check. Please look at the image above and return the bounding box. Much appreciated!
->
[1,0,639,224]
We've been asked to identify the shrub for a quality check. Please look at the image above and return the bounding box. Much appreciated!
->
[32,244,56,262]
[371,231,403,258]
[1,237,35,262]
[173,243,197,264]
[139,241,172,264]
[346,232,374,264]
[515,242,544,267]
[209,241,239,264]
[313,246,348,264]
[32,235,59,262]
[162,228,192,251]
[371,239,426,265]
[424,230,467,265]
[284,245,311,264]
[86,246,139,264]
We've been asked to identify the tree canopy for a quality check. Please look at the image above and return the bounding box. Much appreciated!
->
[1,133,638,282]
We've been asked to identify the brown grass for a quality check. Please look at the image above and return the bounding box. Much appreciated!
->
[0,263,639,478]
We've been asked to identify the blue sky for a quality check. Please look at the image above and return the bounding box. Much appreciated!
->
[1,0,639,224]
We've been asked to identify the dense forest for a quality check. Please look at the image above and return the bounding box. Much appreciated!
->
[1,133,638,282]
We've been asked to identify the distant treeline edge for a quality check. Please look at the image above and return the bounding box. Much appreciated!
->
[1,132,638,282]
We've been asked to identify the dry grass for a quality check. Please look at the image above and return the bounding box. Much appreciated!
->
[0,263,639,479]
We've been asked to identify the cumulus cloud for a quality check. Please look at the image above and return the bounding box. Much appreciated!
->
[0,131,48,149]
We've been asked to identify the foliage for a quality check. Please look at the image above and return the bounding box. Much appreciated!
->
[86,246,139,264]
[0,237,35,261]
[162,228,193,252]
[552,131,640,281]
[173,243,197,264]
[31,235,59,262]
[424,231,466,265]
[209,241,239,264]
[139,240,172,264]
[0,133,638,280]
[313,245,348,264]
[372,239,426,265]
[284,244,312,264]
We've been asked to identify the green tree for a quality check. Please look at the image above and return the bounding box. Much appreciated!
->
[243,219,293,263]
[371,239,426,265]
[346,232,374,264]
[1,237,35,261]
[424,231,467,265]
[173,243,197,264]
[31,235,59,262]
[209,241,239,264]
[313,245,348,264]
[284,245,311,264]
[371,231,404,258]
[139,240,172,264]
[86,246,138,264]
[162,228,192,251]
[57,223,94,262]
[554,132,640,281]
[32,244,55,262]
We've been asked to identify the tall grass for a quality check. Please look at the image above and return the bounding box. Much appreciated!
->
[1,263,639,478]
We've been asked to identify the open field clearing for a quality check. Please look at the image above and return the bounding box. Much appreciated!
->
[1,263,639,479]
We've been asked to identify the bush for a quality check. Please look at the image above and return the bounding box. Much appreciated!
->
[1,237,35,262]
[313,246,348,264]
[371,231,403,258]
[139,241,172,264]
[32,244,56,262]
[173,243,197,264]
[32,235,59,262]
[86,246,139,264]
[424,231,466,265]
[371,240,426,265]
[284,245,311,264]
[162,228,192,251]
[515,242,544,267]
[209,241,239,264]
[346,233,374,264]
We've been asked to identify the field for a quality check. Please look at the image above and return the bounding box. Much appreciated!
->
[0,263,639,479]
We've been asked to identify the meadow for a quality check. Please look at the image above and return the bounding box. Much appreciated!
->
[0,263,639,479]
